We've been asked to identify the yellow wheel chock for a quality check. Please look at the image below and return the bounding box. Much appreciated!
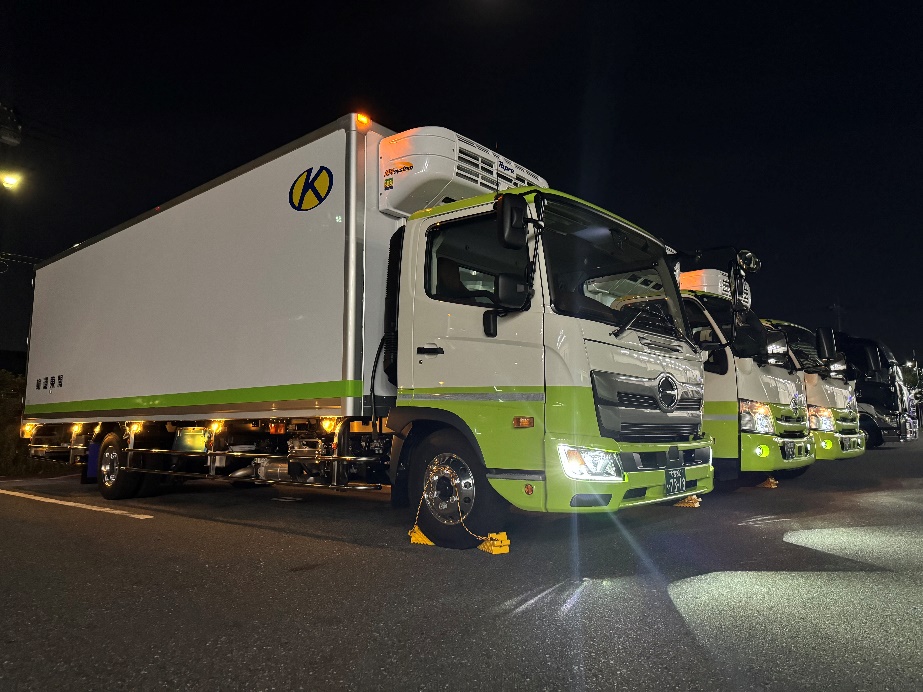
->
[673,494,701,508]
[757,476,779,489]
[477,532,510,555]
[408,525,434,546]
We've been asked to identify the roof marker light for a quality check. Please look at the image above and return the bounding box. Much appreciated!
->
[356,113,370,126]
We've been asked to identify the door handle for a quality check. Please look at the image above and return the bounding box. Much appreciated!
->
[416,346,445,355]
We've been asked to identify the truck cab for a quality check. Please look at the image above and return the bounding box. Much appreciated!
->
[677,256,814,481]
[388,190,714,545]
[763,320,865,460]
[836,334,919,447]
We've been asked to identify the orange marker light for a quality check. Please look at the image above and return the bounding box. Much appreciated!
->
[524,484,534,496]
[356,113,370,126]
[512,416,534,428]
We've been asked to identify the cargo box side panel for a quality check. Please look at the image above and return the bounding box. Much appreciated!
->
[26,130,353,420]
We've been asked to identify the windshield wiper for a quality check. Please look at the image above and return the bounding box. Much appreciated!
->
[610,304,666,339]
[611,304,699,351]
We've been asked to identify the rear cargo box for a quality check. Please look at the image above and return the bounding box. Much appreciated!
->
[25,115,398,422]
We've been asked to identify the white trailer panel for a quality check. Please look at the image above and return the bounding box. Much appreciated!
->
[26,116,398,422]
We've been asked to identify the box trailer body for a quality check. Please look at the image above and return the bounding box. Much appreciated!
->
[762,320,865,460]
[678,265,815,480]
[23,114,713,548]
[27,118,400,422]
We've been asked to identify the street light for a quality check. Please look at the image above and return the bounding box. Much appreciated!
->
[1,171,21,190]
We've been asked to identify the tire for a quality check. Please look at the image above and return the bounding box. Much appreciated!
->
[409,429,508,549]
[389,469,410,508]
[774,465,810,480]
[860,417,884,448]
[97,433,142,500]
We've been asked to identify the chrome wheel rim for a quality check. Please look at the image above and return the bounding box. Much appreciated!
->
[423,453,475,525]
[100,448,120,487]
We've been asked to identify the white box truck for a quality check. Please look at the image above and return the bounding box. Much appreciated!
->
[23,114,713,548]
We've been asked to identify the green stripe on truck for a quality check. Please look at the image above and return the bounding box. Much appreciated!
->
[23,379,363,415]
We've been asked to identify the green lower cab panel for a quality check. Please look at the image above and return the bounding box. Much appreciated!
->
[488,479,548,512]
[813,430,866,460]
[536,436,713,513]
[740,432,815,472]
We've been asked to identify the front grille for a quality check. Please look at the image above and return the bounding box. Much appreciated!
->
[617,392,658,409]
[619,423,699,442]
[632,448,709,469]
[616,392,702,411]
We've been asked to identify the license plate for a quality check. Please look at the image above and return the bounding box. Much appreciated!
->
[665,467,687,495]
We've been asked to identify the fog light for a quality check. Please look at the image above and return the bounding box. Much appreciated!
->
[755,444,770,457]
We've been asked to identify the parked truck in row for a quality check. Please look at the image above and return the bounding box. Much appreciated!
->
[835,333,918,447]
[763,320,865,463]
[22,114,714,548]
[675,252,815,481]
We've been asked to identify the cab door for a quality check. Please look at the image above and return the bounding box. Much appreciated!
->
[683,297,739,462]
[402,204,545,469]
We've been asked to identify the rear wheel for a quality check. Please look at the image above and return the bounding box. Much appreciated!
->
[410,429,507,549]
[97,433,142,500]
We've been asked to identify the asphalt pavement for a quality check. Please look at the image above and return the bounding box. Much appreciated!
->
[1,443,922,691]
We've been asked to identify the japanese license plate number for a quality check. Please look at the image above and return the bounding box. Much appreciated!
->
[666,467,687,495]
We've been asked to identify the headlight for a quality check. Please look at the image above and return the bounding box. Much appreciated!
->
[557,445,623,481]
[808,405,835,432]
[740,399,774,434]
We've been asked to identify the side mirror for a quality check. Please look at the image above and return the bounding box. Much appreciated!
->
[763,329,788,363]
[496,273,529,310]
[816,327,836,361]
[737,249,761,273]
[732,272,748,312]
[495,194,528,250]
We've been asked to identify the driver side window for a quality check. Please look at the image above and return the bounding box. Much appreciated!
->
[425,213,529,307]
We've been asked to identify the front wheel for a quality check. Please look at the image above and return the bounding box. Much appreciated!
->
[97,433,142,500]
[409,429,508,549]
[860,416,884,448]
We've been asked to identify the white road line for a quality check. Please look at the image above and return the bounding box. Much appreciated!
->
[0,490,154,519]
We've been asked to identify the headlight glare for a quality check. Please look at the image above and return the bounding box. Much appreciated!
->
[808,405,835,432]
[557,444,623,481]
[740,399,774,434]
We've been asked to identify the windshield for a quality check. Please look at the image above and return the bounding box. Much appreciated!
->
[542,197,688,340]
[776,324,824,370]
[695,293,768,359]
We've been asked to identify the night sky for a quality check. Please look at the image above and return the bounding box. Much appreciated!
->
[1,2,921,360]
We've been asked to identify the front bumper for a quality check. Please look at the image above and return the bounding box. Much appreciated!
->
[489,436,714,513]
[812,430,865,459]
[740,432,815,472]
